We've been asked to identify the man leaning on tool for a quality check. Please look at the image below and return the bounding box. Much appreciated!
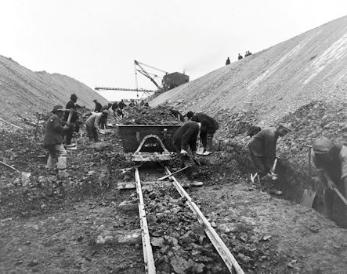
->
[64,93,79,146]
[186,111,219,155]
[173,121,201,182]
[311,137,347,223]
[43,105,69,178]
[248,124,291,178]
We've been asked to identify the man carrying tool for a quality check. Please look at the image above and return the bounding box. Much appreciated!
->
[248,124,291,178]
[312,137,347,224]
[43,105,69,178]
[172,121,201,183]
[64,93,79,146]
[186,111,219,155]
[85,110,108,142]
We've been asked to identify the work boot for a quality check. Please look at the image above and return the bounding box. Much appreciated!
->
[46,154,57,169]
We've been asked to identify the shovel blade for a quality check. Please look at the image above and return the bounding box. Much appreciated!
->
[301,189,316,208]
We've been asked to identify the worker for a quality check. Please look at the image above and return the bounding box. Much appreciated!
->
[64,93,79,146]
[100,103,112,129]
[225,57,231,65]
[312,137,347,223]
[43,105,69,178]
[93,99,102,112]
[85,110,108,142]
[118,99,126,110]
[111,101,118,112]
[248,124,291,177]
[169,108,185,122]
[186,111,219,155]
[172,121,201,182]
[129,99,136,107]
[245,50,252,57]
[238,53,243,60]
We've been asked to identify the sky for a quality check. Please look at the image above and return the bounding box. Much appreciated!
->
[0,0,346,101]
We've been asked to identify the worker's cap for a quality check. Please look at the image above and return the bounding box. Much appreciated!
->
[102,110,109,115]
[70,93,77,100]
[277,123,292,132]
[185,111,194,119]
[93,99,97,102]
[312,137,334,154]
[52,105,64,113]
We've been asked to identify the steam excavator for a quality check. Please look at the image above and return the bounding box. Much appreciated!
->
[95,60,189,97]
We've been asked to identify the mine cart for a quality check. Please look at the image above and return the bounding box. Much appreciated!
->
[117,124,181,162]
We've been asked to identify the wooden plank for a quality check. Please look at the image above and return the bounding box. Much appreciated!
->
[135,168,156,274]
[164,166,244,274]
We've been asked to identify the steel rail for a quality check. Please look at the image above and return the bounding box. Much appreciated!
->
[164,166,244,274]
[135,168,156,274]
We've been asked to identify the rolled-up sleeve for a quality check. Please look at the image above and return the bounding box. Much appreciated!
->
[340,146,347,179]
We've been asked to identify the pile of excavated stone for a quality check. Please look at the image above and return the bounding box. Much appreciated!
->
[143,185,228,274]
[121,106,182,125]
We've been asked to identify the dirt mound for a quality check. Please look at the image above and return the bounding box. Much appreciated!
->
[0,55,107,128]
[150,15,347,126]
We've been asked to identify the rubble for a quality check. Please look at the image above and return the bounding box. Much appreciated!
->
[143,185,228,273]
[120,106,182,125]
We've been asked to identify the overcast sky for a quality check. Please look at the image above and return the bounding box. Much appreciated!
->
[0,0,346,101]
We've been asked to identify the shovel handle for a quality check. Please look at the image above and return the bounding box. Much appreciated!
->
[158,166,190,181]
[333,187,347,206]
[0,161,20,173]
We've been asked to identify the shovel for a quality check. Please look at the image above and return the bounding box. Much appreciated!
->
[0,161,31,185]
[158,166,191,181]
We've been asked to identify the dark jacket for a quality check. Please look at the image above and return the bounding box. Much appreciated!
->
[94,102,102,112]
[64,100,78,123]
[44,113,64,147]
[191,113,219,134]
[118,100,126,109]
[248,128,278,160]
[313,145,347,184]
[173,122,200,153]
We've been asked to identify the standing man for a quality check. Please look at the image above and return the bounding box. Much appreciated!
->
[312,137,347,225]
[225,57,231,65]
[238,53,243,60]
[93,99,102,112]
[85,110,108,142]
[186,111,219,155]
[248,124,291,177]
[100,103,112,129]
[173,121,201,182]
[64,93,79,146]
[43,105,69,178]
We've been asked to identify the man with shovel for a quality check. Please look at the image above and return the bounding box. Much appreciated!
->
[44,105,69,178]
[172,121,201,183]
[312,137,347,223]
[248,124,291,179]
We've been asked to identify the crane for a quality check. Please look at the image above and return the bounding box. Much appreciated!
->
[134,60,167,91]
[94,60,189,99]
[94,87,156,93]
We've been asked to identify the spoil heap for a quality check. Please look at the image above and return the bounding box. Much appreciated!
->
[120,106,182,125]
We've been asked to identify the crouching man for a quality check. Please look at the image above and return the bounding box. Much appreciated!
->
[312,137,347,226]
[172,121,201,183]
[85,110,108,142]
[43,105,69,178]
[248,124,291,178]
[186,111,219,155]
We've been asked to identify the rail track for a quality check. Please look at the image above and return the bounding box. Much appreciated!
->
[119,163,244,274]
